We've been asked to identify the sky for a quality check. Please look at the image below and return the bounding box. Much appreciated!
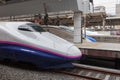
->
[93,0,120,15]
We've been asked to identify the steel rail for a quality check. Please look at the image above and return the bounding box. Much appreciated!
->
[53,63,120,80]
[73,63,120,76]
[56,70,102,80]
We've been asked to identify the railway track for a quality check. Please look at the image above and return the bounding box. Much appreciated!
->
[54,63,120,80]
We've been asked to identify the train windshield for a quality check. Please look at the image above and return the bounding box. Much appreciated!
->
[27,23,46,32]
[18,23,46,32]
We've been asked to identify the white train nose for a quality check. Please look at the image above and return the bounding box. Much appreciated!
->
[67,46,82,57]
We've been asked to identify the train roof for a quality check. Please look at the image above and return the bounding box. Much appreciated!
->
[0,21,31,27]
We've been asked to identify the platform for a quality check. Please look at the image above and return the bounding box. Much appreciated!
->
[76,42,120,51]
[76,42,120,59]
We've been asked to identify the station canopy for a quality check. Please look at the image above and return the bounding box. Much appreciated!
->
[0,0,83,17]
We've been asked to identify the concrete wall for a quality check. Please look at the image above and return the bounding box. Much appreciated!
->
[116,4,120,16]
[0,0,82,17]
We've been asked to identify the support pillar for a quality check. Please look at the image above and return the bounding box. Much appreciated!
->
[102,18,106,30]
[74,12,82,43]
[83,14,86,39]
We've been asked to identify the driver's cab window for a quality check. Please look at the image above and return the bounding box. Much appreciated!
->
[18,25,34,32]
[18,24,37,39]
[18,23,46,32]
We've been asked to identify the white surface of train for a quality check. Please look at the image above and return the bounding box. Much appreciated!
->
[0,22,82,69]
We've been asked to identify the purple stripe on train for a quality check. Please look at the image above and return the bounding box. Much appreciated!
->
[0,41,82,58]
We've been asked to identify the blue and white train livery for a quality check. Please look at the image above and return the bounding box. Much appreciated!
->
[0,22,82,69]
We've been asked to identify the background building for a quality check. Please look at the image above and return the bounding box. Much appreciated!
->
[116,4,120,16]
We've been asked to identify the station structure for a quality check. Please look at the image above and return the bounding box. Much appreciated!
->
[0,0,94,43]
[0,0,120,69]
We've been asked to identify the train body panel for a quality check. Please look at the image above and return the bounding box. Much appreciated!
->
[0,22,82,69]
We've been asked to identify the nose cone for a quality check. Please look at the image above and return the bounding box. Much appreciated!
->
[67,46,82,58]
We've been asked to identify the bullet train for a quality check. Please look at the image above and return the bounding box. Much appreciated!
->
[0,22,82,69]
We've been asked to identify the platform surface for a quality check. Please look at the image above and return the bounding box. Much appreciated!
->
[76,42,120,51]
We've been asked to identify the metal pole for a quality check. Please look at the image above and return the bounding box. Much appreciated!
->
[83,14,86,39]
